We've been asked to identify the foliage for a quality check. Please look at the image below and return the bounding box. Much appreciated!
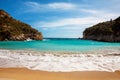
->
[83,17,120,42]
[0,9,42,40]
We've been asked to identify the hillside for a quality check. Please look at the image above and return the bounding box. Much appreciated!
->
[0,9,43,41]
[83,17,120,42]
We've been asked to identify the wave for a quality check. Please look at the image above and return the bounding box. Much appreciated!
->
[43,39,50,41]
[0,49,120,72]
[24,38,33,42]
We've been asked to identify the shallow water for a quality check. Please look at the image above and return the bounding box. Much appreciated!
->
[0,38,120,52]
[0,39,120,72]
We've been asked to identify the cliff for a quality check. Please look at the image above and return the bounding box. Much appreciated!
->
[0,10,43,41]
[83,17,120,42]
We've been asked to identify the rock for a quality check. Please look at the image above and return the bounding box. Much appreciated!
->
[0,9,43,41]
[83,17,120,42]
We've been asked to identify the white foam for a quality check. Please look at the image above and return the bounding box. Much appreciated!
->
[25,38,32,41]
[0,49,120,72]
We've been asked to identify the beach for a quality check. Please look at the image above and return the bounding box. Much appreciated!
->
[0,49,120,80]
[0,0,120,79]
[0,49,120,72]
[0,68,120,80]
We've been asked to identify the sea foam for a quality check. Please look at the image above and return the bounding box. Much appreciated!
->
[0,49,120,72]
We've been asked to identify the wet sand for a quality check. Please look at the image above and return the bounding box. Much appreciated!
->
[0,68,120,80]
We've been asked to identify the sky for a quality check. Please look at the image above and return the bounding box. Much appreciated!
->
[0,0,120,38]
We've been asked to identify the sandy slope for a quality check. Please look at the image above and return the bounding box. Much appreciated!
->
[0,68,120,80]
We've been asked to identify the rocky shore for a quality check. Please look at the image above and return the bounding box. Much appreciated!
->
[83,17,120,42]
[0,10,43,41]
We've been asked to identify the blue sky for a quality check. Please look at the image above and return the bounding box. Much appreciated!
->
[0,0,120,38]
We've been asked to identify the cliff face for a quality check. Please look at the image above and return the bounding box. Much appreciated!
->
[0,10,43,41]
[83,17,120,42]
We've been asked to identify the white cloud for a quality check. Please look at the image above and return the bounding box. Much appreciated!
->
[24,1,119,19]
[48,2,76,10]
[33,17,106,28]
[23,1,120,19]
[24,1,77,13]
[81,9,119,19]
[81,9,100,14]
[33,9,119,31]
[21,0,120,38]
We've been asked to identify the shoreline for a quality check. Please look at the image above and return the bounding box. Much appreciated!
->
[0,49,120,72]
[0,68,120,80]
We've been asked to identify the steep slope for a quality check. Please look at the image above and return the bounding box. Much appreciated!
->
[0,9,43,41]
[83,17,120,42]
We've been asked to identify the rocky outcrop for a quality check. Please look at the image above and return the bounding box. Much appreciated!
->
[83,17,120,42]
[0,9,43,41]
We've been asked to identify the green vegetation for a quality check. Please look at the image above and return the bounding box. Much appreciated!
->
[0,9,43,41]
[83,17,120,42]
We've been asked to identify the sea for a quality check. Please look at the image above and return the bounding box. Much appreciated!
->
[0,38,120,52]
[0,38,120,72]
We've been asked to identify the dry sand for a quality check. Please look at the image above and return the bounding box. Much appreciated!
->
[0,68,120,80]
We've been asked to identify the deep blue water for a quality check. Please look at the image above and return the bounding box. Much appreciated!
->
[0,38,120,52]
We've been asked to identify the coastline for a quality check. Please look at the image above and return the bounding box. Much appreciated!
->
[0,49,120,72]
[0,68,120,80]
[0,49,120,80]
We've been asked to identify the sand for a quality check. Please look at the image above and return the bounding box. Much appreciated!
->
[0,49,120,80]
[0,68,120,80]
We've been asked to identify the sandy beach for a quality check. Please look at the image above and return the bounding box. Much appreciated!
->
[0,49,120,80]
[0,0,120,79]
[0,68,120,80]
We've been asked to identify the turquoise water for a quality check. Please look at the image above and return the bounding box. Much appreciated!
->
[0,38,120,52]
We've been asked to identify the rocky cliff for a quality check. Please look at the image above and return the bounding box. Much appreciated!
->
[83,17,120,42]
[0,10,43,41]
